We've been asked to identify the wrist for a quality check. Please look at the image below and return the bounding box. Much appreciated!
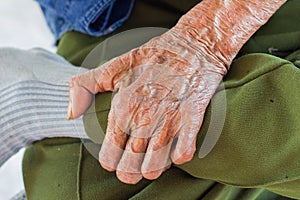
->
[173,0,286,69]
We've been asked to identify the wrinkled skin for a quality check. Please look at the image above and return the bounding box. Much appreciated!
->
[68,0,286,184]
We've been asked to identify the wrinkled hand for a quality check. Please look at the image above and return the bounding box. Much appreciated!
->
[67,30,226,184]
[67,0,286,184]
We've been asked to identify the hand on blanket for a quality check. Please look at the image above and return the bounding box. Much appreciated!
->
[68,0,286,184]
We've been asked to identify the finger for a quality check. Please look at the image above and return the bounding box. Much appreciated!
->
[171,104,203,165]
[99,81,144,174]
[80,54,134,92]
[67,76,93,119]
[142,139,172,180]
[171,130,198,165]
[99,110,128,171]
[67,52,134,119]
[116,136,148,184]
[141,110,180,180]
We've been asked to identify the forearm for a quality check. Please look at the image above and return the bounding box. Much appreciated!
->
[174,0,287,69]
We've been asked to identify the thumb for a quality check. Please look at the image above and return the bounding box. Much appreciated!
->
[67,53,132,119]
[67,75,93,120]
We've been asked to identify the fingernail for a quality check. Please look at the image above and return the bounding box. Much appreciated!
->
[67,102,73,120]
[67,78,74,120]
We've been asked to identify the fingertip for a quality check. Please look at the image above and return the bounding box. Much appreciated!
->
[99,150,117,171]
[171,146,196,165]
[171,126,199,165]
[116,170,143,184]
[99,161,116,172]
[140,136,173,180]
[142,164,170,180]
[69,77,93,119]
[142,170,163,180]
[98,141,121,172]
[67,101,73,120]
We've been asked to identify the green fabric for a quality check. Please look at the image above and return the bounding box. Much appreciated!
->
[179,54,300,197]
[25,138,289,200]
[22,138,82,200]
[238,0,300,58]
[23,0,300,199]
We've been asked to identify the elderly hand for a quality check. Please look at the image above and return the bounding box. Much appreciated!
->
[68,0,286,184]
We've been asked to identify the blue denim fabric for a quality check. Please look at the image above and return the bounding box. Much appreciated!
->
[36,0,135,41]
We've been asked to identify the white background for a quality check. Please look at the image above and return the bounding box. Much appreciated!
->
[0,0,55,199]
